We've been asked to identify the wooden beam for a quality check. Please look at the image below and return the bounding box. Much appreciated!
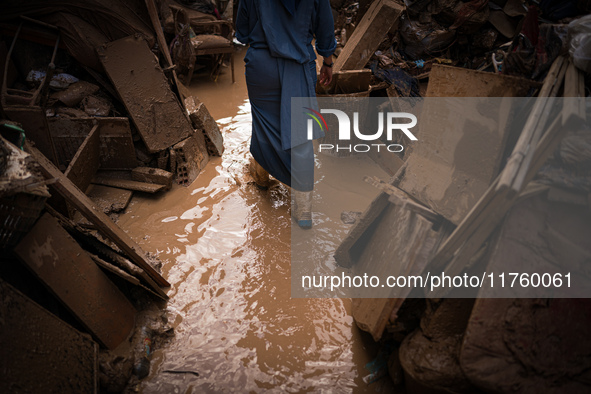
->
[333,0,404,73]
[364,176,441,222]
[145,0,187,102]
[92,176,167,193]
[26,142,170,288]
[65,124,100,192]
[334,192,390,268]
[496,56,567,196]
[14,213,137,349]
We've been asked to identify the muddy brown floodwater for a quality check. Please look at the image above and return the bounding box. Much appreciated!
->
[117,49,395,393]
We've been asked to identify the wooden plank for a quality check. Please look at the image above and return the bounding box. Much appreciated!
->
[0,279,98,394]
[14,213,137,349]
[90,253,140,286]
[351,202,449,341]
[425,64,541,97]
[333,0,404,72]
[497,56,567,195]
[132,166,174,189]
[90,252,168,300]
[51,214,170,301]
[97,35,192,153]
[65,124,100,192]
[86,184,133,214]
[26,143,170,288]
[334,192,390,268]
[367,146,404,177]
[92,176,167,193]
[364,176,441,222]
[47,117,138,170]
[397,96,512,225]
[144,0,187,103]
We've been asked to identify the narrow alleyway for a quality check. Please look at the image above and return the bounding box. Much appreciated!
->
[116,50,394,393]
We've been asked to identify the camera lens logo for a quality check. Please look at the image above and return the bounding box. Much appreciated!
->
[304,107,328,139]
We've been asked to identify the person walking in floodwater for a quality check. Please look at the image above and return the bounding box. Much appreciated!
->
[236,0,336,228]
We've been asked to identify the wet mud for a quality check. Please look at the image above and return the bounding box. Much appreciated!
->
[117,50,395,393]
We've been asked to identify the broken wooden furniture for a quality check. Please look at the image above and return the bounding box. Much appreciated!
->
[336,182,452,341]
[26,142,170,299]
[1,17,61,108]
[0,134,50,249]
[14,213,137,349]
[190,20,235,83]
[170,4,235,83]
[145,0,187,102]
[428,58,586,298]
[1,19,61,165]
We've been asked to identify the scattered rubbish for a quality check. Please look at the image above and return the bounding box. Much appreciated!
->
[362,342,395,384]
[51,80,99,106]
[133,326,152,380]
[340,210,362,224]
[399,15,456,60]
[569,14,591,73]
[0,136,50,249]
[81,95,111,116]
[27,143,170,291]
[26,70,79,89]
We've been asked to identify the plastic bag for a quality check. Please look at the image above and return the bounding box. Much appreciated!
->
[568,15,591,73]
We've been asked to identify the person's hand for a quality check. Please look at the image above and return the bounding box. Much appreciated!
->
[319,56,333,86]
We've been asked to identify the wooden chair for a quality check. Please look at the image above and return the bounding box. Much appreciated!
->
[191,20,234,83]
[170,5,234,83]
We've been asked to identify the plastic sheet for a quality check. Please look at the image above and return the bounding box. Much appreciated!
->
[569,15,591,73]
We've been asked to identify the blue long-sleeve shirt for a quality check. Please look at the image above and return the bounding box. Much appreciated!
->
[236,0,337,64]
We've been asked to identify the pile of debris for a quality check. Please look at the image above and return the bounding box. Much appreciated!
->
[329,0,591,392]
[0,0,231,392]
[327,0,591,93]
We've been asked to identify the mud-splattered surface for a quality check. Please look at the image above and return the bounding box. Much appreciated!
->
[117,50,395,393]
[0,279,97,393]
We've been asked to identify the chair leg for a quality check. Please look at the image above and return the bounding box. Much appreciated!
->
[231,52,235,83]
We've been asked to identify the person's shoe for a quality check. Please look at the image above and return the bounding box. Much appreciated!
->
[249,157,271,190]
[292,190,312,229]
